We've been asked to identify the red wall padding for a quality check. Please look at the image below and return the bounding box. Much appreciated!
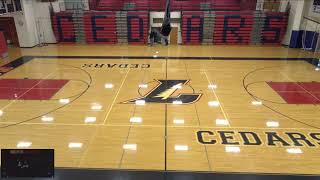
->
[90,0,250,11]
[95,0,122,11]
[212,0,240,11]
[261,12,288,44]
[182,11,204,44]
[51,10,287,45]
[213,11,253,44]
[84,11,117,44]
[90,0,165,11]
[0,32,7,57]
[124,0,165,10]
[171,0,210,11]
[181,11,288,45]
[52,12,76,43]
[239,0,257,11]
[127,11,149,44]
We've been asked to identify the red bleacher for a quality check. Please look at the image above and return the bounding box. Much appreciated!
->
[52,0,288,45]
[182,11,204,44]
[124,0,165,10]
[212,0,240,11]
[52,12,76,43]
[90,0,120,11]
[90,0,245,11]
[147,0,165,10]
[261,12,288,44]
[84,11,117,44]
[91,0,165,10]
[127,11,149,44]
[213,11,253,44]
[172,0,210,11]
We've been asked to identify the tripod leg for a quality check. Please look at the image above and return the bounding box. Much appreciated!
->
[154,29,166,39]
[163,0,171,25]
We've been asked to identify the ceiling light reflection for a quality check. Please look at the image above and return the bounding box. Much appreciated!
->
[225,146,240,153]
[173,119,185,125]
[174,145,188,151]
[286,148,302,154]
[68,142,83,149]
[216,119,229,126]
[59,99,70,104]
[91,104,102,110]
[208,84,217,89]
[105,83,114,89]
[123,144,137,150]
[85,117,96,123]
[135,100,146,106]
[41,116,54,122]
[172,100,183,105]
[130,117,142,123]
[17,141,32,148]
[139,84,148,88]
[266,121,279,128]
[208,101,220,107]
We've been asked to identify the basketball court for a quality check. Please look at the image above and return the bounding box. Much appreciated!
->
[0,45,318,179]
[0,0,320,179]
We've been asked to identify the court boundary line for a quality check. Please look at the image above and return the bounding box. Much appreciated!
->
[15,167,319,179]
[52,167,320,177]
[22,55,320,61]
[1,56,317,78]
[1,121,320,130]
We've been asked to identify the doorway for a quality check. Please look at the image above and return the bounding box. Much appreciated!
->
[170,27,178,45]
[0,17,19,47]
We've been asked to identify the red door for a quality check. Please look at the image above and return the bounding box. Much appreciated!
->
[0,17,19,47]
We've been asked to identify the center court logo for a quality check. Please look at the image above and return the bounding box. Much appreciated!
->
[121,80,202,104]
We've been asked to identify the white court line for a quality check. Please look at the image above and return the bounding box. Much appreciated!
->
[0,121,316,130]
[102,69,130,124]
[203,71,230,127]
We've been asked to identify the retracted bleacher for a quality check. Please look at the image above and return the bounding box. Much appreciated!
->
[182,11,287,45]
[52,12,76,43]
[52,0,288,45]
[84,11,117,44]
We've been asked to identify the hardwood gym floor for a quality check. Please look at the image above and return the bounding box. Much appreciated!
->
[0,45,319,178]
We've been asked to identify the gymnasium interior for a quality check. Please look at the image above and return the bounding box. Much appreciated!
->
[0,0,320,179]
